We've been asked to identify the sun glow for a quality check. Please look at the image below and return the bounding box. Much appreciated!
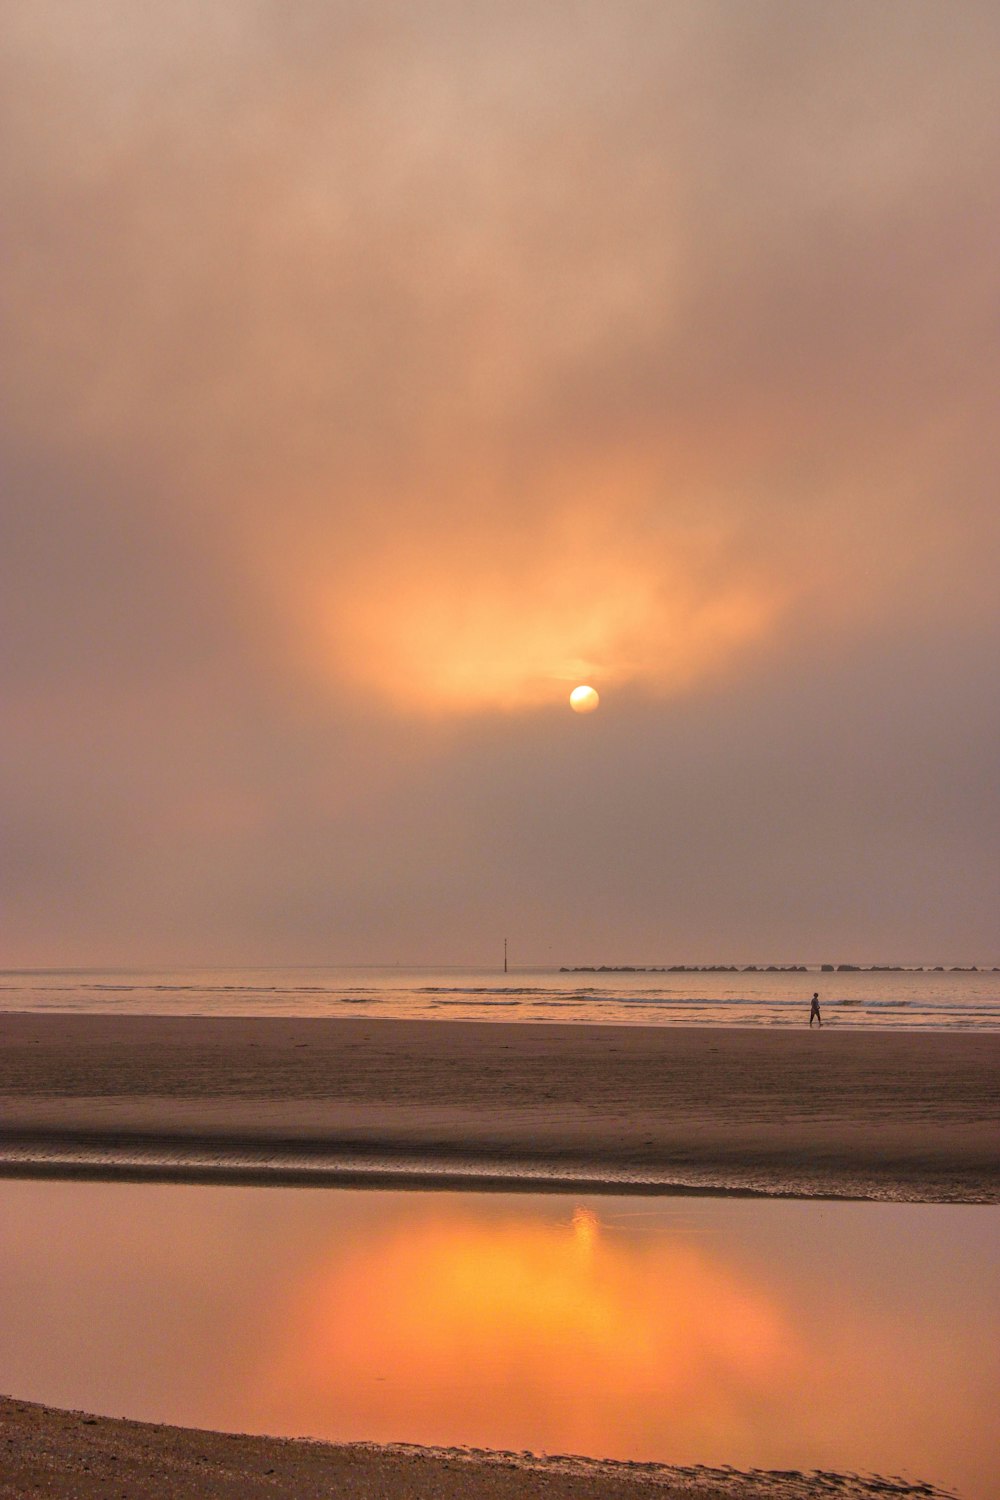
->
[268,507,778,716]
[247,453,784,717]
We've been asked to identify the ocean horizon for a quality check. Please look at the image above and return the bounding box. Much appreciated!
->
[3,964,998,1030]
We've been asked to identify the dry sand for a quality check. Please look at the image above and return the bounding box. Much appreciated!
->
[0,1396,956,1500]
[1,1014,998,1201]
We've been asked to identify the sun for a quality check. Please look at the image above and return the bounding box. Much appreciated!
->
[569,685,600,713]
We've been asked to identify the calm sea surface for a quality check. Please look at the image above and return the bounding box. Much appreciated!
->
[0,1182,996,1499]
[1,965,999,1028]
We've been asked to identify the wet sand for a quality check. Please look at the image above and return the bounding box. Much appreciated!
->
[1,1014,997,1201]
[0,1396,956,1499]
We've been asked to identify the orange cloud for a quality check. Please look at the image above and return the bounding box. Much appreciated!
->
[253,455,782,715]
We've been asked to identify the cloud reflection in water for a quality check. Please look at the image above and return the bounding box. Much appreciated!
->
[264,1204,797,1454]
[1,1183,997,1495]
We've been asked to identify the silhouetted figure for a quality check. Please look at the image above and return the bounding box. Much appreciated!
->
[809,992,822,1027]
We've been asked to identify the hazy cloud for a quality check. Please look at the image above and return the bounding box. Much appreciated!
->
[2,1,998,962]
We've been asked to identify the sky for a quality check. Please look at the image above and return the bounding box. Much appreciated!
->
[2,0,998,968]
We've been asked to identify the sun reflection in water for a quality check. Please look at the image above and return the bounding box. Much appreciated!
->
[263,1205,798,1456]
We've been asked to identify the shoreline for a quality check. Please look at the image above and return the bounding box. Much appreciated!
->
[0,1396,959,1499]
[0,1144,888,1199]
[3,1136,993,1202]
[2,1014,998,1203]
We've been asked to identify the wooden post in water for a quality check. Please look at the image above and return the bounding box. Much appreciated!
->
[504,937,508,974]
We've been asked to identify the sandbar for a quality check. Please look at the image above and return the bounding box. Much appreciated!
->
[1,1014,997,1201]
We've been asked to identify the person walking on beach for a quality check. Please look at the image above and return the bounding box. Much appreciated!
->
[809,992,822,1027]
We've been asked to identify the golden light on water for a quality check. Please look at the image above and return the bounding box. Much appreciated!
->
[263,1206,795,1455]
[3,1185,997,1496]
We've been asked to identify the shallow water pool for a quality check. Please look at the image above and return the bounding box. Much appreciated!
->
[0,1182,996,1498]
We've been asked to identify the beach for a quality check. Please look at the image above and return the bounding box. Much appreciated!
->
[0,1396,958,1499]
[3,1015,997,1498]
[1,1014,997,1201]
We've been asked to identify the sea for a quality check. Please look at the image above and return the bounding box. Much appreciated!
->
[1,964,998,1029]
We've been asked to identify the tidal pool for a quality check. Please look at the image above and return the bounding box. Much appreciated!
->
[0,1182,996,1498]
